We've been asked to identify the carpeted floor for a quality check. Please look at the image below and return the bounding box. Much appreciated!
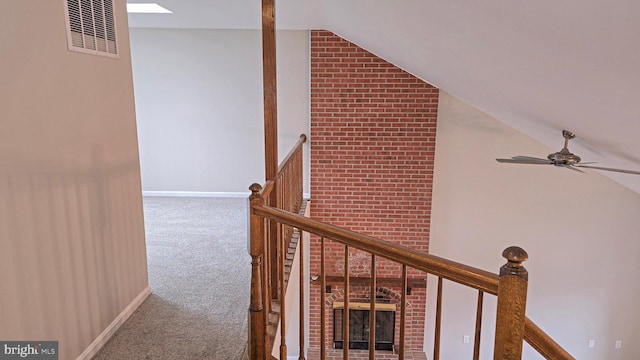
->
[92,197,251,360]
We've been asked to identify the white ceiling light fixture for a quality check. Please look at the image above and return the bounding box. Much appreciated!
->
[126,3,172,14]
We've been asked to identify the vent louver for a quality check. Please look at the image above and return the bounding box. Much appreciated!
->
[65,0,118,57]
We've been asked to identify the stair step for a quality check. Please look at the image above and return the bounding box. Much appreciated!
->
[270,301,281,314]
[284,259,293,267]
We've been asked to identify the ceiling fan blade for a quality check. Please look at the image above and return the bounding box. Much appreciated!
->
[574,164,640,175]
[496,157,553,165]
[561,165,585,173]
[512,156,552,162]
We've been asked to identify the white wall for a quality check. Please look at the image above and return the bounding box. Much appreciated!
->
[129,29,309,194]
[0,1,148,359]
[425,92,640,359]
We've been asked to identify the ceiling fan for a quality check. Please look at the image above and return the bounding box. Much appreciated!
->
[496,130,640,175]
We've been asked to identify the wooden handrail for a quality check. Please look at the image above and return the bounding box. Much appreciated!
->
[252,203,499,294]
[524,318,575,360]
[278,134,307,173]
[260,179,275,199]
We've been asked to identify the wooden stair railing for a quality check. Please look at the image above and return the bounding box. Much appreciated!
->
[249,133,306,360]
[247,131,572,360]
[248,191,575,360]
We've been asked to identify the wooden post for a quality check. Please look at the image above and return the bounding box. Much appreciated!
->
[262,0,280,301]
[494,246,529,360]
[249,184,267,360]
[262,0,278,182]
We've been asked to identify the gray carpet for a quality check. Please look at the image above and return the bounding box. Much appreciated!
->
[92,197,251,360]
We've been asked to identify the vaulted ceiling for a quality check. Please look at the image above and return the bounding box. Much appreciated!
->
[127,0,640,193]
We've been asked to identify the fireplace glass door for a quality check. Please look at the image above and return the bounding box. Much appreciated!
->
[333,307,395,351]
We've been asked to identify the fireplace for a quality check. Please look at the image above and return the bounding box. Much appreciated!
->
[333,302,396,351]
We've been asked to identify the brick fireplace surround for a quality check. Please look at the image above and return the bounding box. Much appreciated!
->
[309,30,439,359]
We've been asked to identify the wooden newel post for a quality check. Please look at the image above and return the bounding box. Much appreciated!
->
[494,246,529,360]
[249,184,268,360]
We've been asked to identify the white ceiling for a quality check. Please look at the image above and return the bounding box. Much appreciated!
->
[127,0,640,193]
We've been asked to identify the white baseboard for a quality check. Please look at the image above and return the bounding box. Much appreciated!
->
[76,286,152,360]
[143,191,250,198]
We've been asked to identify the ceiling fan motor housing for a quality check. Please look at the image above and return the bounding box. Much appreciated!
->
[547,150,581,165]
[548,130,580,165]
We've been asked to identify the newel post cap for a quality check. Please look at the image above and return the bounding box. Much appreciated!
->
[249,183,263,194]
[249,183,264,201]
[500,246,529,279]
[502,246,528,264]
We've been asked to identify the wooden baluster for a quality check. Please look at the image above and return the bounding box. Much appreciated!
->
[343,245,350,360]
[433,276,443,360]
[267,214,278,301]
[263,215,271,332]
[263,198,272,305]
[283,170,287,211]
[249,184,267,360]
[320,237,326,360]
[280,218,287,360]
[399,265,407,360]
[494,247,529,360]
[260,193,272,326]
[272,219,280,302]
[288,161,291,210]
[473,291,484,360]
[299,229,306,360]
[298,142,303,210]
[299,156,302,208]
[369,255,376,360]
[287,164,291,211]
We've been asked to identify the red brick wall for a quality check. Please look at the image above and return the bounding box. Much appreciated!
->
[309,30,438,355]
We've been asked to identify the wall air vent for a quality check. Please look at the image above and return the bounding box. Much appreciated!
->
[64,0,118,57]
